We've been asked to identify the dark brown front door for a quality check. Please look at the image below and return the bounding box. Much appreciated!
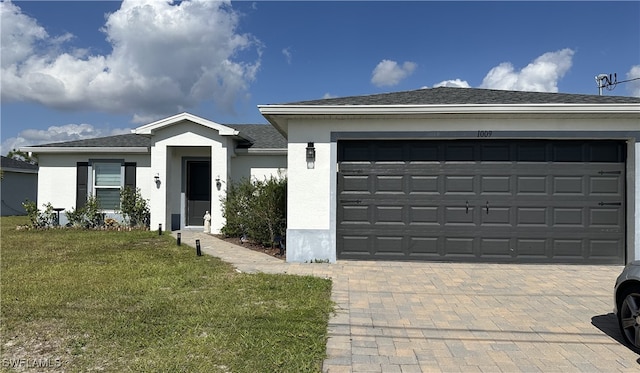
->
[186,161,211,226]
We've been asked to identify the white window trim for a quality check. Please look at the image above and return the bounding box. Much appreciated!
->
[88,159,125,212]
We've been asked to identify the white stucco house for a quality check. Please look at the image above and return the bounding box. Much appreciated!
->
[259,87,640,265]
[23,87,640,265]
[22,112,286,232]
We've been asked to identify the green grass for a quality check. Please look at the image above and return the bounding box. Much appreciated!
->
[0,216,333,372]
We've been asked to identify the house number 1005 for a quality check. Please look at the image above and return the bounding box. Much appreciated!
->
[477,130,493,137]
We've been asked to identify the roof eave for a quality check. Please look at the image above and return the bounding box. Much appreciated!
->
[234,148,287,156]
[134,112,241,137]
[20,147,150,154]
[258,103,640,116]
[0,167,38,174]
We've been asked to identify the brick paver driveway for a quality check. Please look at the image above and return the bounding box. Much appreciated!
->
[322,262,639,372]
[177,232,640,372]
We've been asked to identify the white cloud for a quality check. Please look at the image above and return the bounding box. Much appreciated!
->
[282,47,292,64]
[371,59,417,87]
[479,49,574,92]
[1,123,132,155]
[433,79,471,88]
[626,65,640,97]
[0,0,261,122]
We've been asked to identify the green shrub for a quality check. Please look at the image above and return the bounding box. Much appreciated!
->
[119,186,150,228]
[221,175,286,245]
[22,200,55,228]
[64,195,103,228]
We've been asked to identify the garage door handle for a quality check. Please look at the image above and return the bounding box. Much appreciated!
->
[466,201,469,214]
[598,202,622,206]
[486,201,489,214]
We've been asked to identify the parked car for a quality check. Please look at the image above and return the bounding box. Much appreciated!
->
[614,260,640,350]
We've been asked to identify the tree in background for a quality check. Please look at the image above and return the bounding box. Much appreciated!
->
[6,149,38,165]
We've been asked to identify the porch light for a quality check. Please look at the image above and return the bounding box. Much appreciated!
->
[154,173,160,186]
[215,176,222,190]
[306,142,315,169]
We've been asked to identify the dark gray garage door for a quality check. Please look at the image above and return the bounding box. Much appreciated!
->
[337,140,625,264]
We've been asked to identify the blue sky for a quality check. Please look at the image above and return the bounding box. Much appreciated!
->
[1,0,639,154]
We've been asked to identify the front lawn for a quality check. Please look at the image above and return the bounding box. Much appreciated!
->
[0,216,333,372]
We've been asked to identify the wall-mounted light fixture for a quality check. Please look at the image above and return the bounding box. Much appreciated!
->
[215,175,223,190]
[306,142,316,169]
[154,173,161,187]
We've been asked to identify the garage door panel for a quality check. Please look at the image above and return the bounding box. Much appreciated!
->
[341,175,370,193]
[341,205,370,225]
[409,175,439,194]
[446,144,475,161]
[552,239,585,257]
[445,176,475,194]
[374,206,404,225]
[515,238,548,257]
[374,236,404,255]
[445,206,475,225]
[590,207,622,228]
[481,144,511,161]
[339,235,371,257]
[481,176,511,194]
[480,238,513,257]
[553,176,585,195]
[337,140,625,264]
[590,176,623,195]
[376,175,404,193]
[408,206,439,225]
[517,176,547,194]
[516,207,547,226]
[408,237,440,255]
[589,239,624,259]
[480,206,511,226]
[553,208,584,226]
[445,237,475,255]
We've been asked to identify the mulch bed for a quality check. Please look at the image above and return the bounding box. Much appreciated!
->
[214,235,285,260]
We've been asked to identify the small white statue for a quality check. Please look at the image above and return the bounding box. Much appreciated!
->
[203,211,211,233]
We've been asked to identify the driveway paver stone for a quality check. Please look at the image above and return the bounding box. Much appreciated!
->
[176,231,640,372]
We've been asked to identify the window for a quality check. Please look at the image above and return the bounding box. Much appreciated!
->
[93,162,122,210]
[76,161,136,210]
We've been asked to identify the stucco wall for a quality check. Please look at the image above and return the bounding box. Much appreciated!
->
[149,122,230,234]
[285,115,640,263]
[230,154,287,183]
[35,153,151,224]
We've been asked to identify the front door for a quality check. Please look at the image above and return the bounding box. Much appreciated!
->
[186,161,211,226]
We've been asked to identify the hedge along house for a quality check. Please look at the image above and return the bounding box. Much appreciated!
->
[21,112,287,232]
[259,87,640,264]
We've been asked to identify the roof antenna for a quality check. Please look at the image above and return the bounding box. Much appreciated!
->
[595,73,617,95]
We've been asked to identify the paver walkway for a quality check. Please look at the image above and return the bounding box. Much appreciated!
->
[175,231,640,372]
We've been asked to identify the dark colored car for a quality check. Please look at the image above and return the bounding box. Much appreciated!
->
[614,260,640,350]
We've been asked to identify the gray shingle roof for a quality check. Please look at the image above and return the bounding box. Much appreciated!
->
[29,125,285,150]
[33,134,151,148]
[282,87,640,105]
[1,156,38,171]
[228,124,287,149]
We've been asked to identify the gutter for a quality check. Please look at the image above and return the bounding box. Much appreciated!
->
[258,103,640,116]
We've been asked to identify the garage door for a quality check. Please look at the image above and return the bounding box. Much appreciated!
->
[337,140,626,264]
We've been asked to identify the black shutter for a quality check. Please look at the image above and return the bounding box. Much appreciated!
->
[124,162,136,190]
[76,162,89,209]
